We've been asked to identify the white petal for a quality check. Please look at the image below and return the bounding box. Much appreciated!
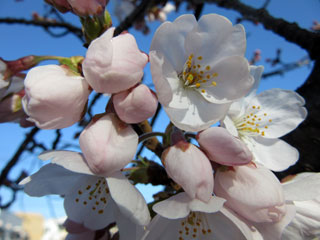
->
[251,137,299,171]
[196,56,253,103]
[64,176,115,230]
[152,192,191,219]
[106,171,150,226]
[282,198,320,240]
[247,65,264,97]
[222,115,239,137]
[153,192,225,219]
[21,163,82,196]
[114,206,146,240]
[150,14,197,72]
[220,207,263,240]
[249,89,307,138]
[144,208,259,240]
[149,51,176,107]
[185,14,246,65]
[189,196,225,213]
[282,173,320,201]
[142,215,181,240]
[38,150,94,175]
[164,93,230,131]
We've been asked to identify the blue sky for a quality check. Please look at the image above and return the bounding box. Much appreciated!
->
[0,0,319,218]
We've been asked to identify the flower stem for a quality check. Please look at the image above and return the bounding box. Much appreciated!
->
[139,132,166,143]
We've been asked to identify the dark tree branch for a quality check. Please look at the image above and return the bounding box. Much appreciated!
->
[114,0,154,36]
[277,59,320,179]
[191,0,320,60]
[0,17,83,42]
[0,127,40,187]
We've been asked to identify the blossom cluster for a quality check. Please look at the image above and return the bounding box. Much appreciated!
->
[1,3,317,239]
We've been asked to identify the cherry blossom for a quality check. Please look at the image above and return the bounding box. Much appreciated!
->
[21,151,150,234]
[79,113,138,176]
[223,86,307,171]
[197,127,252,166]
[161,141,214,202]
[67,0,108,16]
[214,164,297,240]
[142,192,262,240]
[82,27,148,94]
[113,84,158,124]
[214,164,287,223]
[150,14,254,131]
[281,173,320,239]
[22,65,91,129]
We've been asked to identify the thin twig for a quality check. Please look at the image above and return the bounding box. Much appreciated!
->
[0,17,83,42]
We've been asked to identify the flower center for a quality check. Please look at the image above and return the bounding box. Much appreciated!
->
[234,105,272,138]
[179,53,218,94]
[178,212,212,239]
[74,178,109,214]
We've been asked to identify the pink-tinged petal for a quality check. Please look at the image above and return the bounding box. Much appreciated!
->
[38,150,94,176]
[252,137,299,172]
[197,127,252,166]
[83,27,147,94]
[106,171,150,226]
[214,164,286,223]
[247,88,307,138]
[20,163,85,197]
[45,0,71,13]
[282,173,320,201]
[283,198,320,240]
[0,93,25,123]
[22,65,90,129]
[113,84,158,123]
[150,14,198,72]
[79,113,138,176]
[67,0,107,16]
[252,201,296,240]
[162,141,214,202]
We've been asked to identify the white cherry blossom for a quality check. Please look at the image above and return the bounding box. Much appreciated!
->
[281,173,320,240]
[142,192,262,240]
[150,14,254,131]
[223,84,307,171]
[20,151,150,235]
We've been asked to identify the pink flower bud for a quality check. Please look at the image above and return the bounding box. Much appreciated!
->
[22,65,90,129]
[0,92,25,123]
[162,141,214,203]
[67,0,108,16]
[79,113,138,176]
[45,0,72,13]
[82,27,148,94]
[197,127,252,166]
[113,84,158,123]
[214,164,286,223]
